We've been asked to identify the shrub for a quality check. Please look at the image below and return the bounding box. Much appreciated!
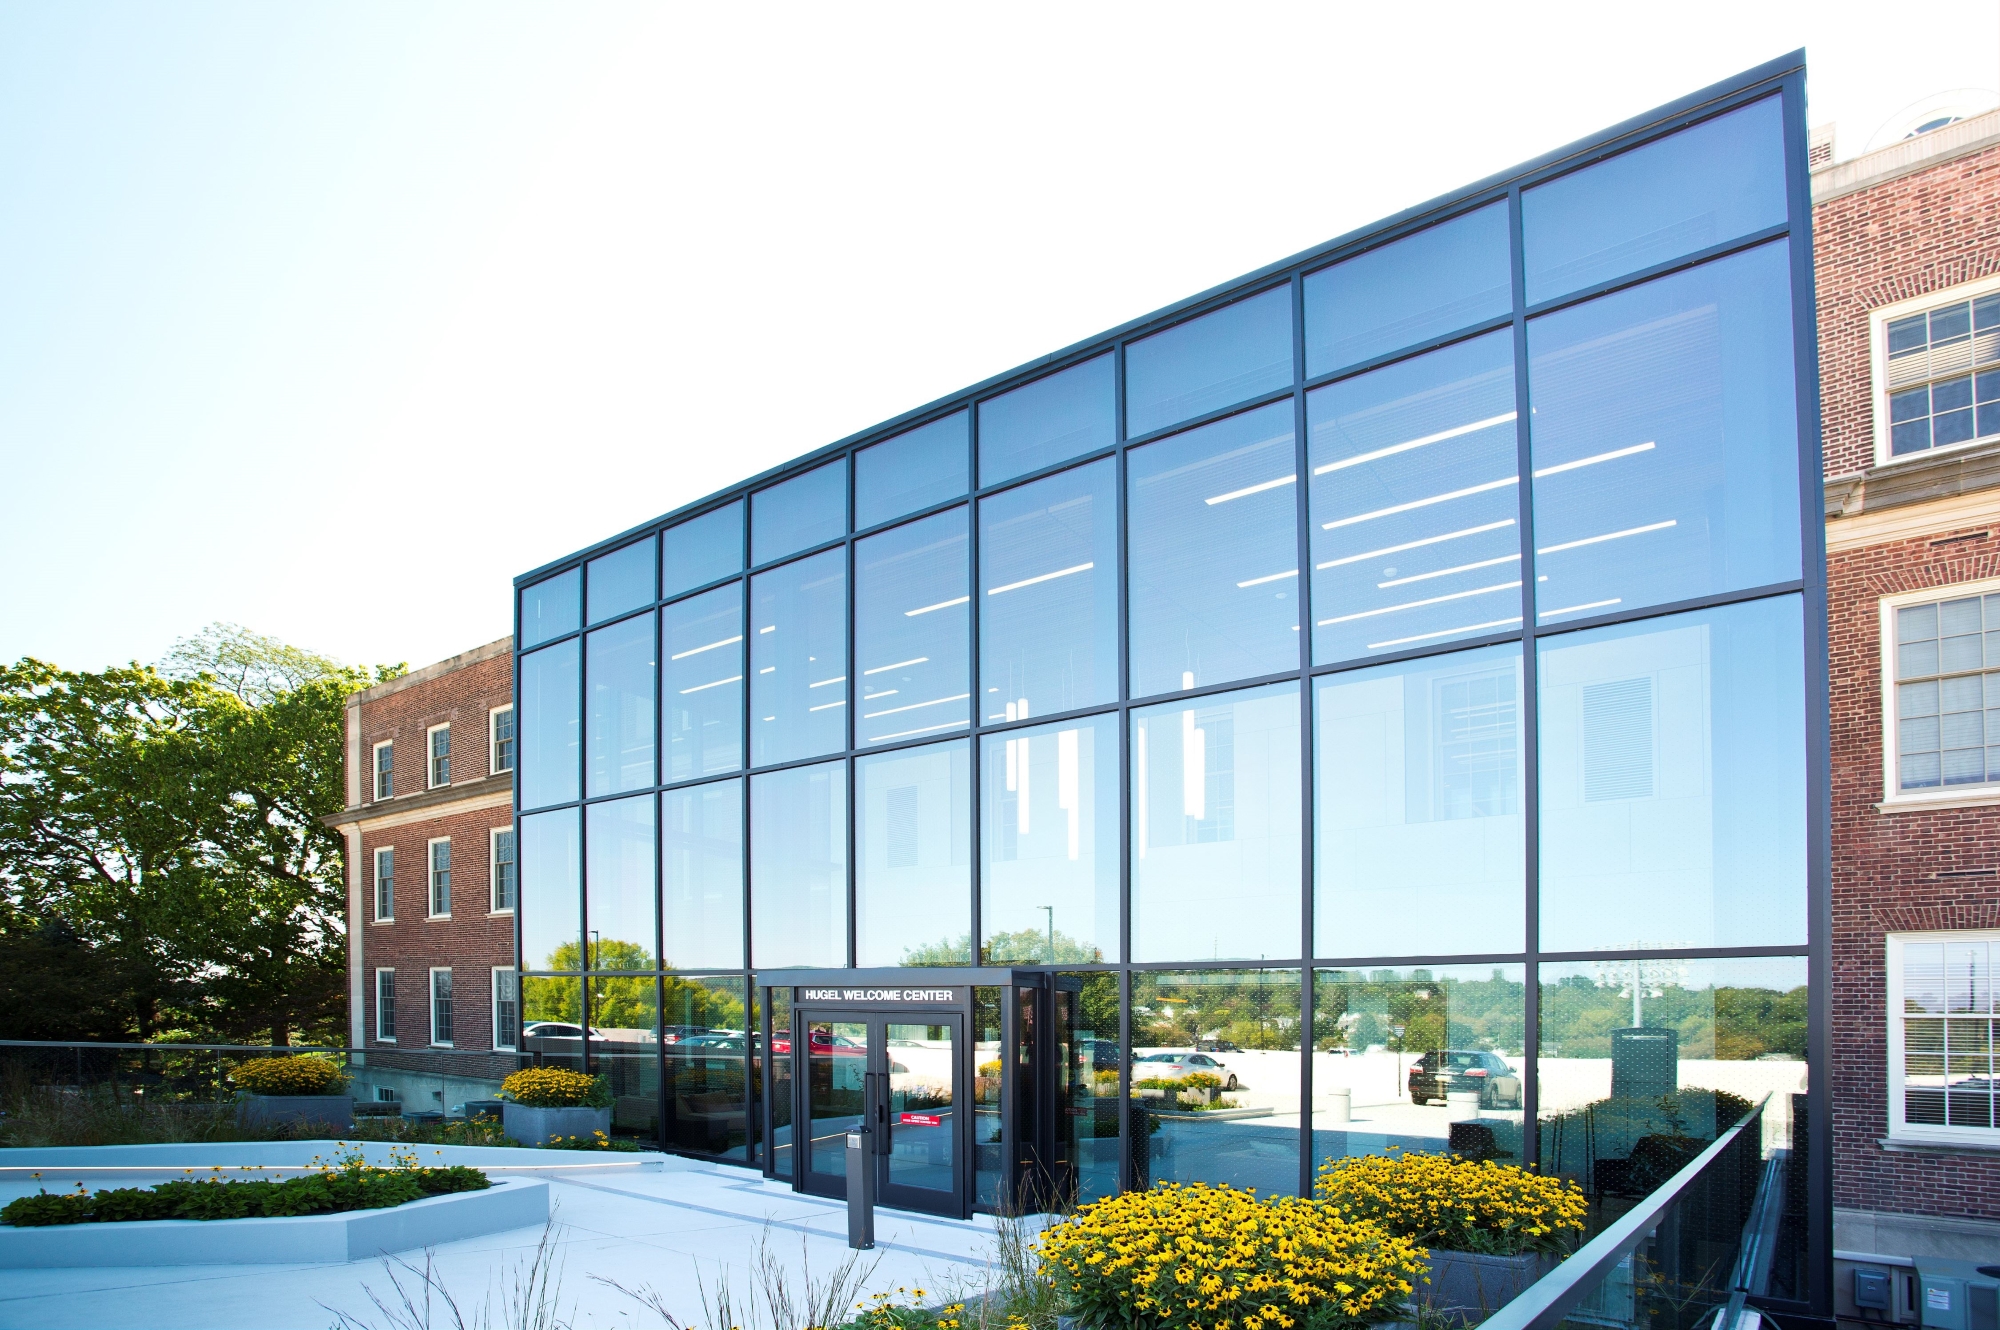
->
[1314,1151,1585,1257]
[1038,1183,1426,1330]
[1,1145,489,1227]
[232,1055,346,1097]
[500,1067,611,1108]
[1180,1072,1224,1092]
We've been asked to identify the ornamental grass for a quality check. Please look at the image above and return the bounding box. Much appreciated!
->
[1313,1151,1585,1258]
[499,1066,611,1108]
[1038,1183,1426,1330]
[231,1054,346,1097]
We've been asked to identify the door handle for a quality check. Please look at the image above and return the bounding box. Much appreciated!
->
[867,1072,890,1154]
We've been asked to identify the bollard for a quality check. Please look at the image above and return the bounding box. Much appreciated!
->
[845,1127,875,1250]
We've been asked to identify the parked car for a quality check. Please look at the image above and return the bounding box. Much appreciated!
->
[1133,1051,1239,1090]
[1407,1050,1522,1109]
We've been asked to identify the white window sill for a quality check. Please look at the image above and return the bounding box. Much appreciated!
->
[372,918,394,926]
[493,1045,518,1053]
[1876,788,2000,814]
[1880,1134,2000,1154]
[376,1037,397,1045]
[488,909,515,918]
[427,913,452,922]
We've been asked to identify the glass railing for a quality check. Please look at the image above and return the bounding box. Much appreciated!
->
[1485,1096,1784,1330]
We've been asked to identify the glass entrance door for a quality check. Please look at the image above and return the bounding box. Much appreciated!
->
[798,1012,964,1216]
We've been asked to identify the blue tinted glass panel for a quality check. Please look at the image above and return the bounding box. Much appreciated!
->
[751,549,847,765]
[661,777,743,970]
[521,569,580,648]
[662,584,743,781]
[1304,201,1512,378]
[520,640,580,809]
[1126,287,1294,437]
[663,500,744,601]
[586,612,656,797]
[586,794,656,969]
[978,354,1115,485]
[856,739,972,966]
[856,412,969,529]
[1523,96,1788,304]
[979,459,1118,718]
[750,761,847,968]
[980,713,1119,964]
[519,806,580,971]
[1314,643,1525,958]
[1130,682,1301,962]
[1127,402,1301,697]
[1538,595,1807,950]
[856,508,970,746]
[1528,243,1801,622]
[1308,330,1522,662]
[753,459,847,566]
[588,538,656,624]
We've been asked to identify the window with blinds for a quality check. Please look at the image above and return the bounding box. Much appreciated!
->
[1892,593,2000,791]
[1885,292,2000,457]
[1894,935,1998,1138]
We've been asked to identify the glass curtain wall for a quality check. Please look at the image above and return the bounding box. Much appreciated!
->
[509,65,1820,1276]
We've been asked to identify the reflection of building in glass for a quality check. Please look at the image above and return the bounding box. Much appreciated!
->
[503,55,1827,1311]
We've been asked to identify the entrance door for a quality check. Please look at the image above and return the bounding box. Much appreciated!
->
[800,1013,963,1215]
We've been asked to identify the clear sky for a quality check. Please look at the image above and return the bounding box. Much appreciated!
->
[3,2,1994,674]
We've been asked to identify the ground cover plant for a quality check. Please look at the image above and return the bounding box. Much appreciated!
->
[1038,1182,1427,1330]
[0,1144,488,1227]
[1314,1151,1585,1257]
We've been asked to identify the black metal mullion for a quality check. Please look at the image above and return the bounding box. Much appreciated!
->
[1507,184,1541,1171]
[1290,267,1315,1198]
[968,403,984,968]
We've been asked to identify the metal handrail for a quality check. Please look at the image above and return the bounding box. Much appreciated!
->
[1479,1094,1772,1330]
[0,1040,514,1057]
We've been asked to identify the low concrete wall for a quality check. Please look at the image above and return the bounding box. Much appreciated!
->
[0,1178,548,1267]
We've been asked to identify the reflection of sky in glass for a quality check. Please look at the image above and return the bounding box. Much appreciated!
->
[662,500,743,601]
[519,807,580,972]
[1537,596,1806,951]
[1315,643,1525,957]
[662,584,742,781]
[977,354,1114,486]
[1527,244,1800,622]
[979,459,1118,718]
[521,568,579,649]
[519,640,579,809]
[752,459,847,566]
[1126,286,1293,438]
[588,537,655,624]
[1304,201,1511,378]
[1127,402,1302,697]
[856,507,969,745]
[661,777,743,970]
[750,549,846,764]
[1131,682,1300,962]
[856,740,970,966]
[981,714,1118,964]
[1308,330,1522,664]
[856,411,968,530]
[750,761,847,968]
[586,794,655,969]
[585,612,655,797]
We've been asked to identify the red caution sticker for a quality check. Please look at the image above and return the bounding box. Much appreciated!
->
[899,1112,944,1127]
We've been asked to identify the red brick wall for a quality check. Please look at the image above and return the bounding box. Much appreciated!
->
[360,652,511,802]
[1815,143,2000,479]
[1824,523,2000,1219]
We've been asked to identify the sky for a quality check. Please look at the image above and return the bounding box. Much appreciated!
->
[3,2,1997,674]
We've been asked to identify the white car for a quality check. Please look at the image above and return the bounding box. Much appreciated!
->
[1133,1051,1239,1090]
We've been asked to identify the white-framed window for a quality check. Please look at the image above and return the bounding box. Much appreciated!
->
[373,847,395,922]
[490,826,517,913]
[428,838,452,917]
[493,967,518,1050]
[491,705,515,774]
[373,740,394,800]
[1872,273,2000,465]
[1887,931,2000,1144]
[375,968,396,1042]
[430,968,454,1047]
[428,723,451,788]
[375,1086,399,1103]
[1879,577,2000,810]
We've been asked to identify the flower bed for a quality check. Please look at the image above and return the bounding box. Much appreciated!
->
[499,1067,610,1108]
[0,1145,488,1227]
[1314,1151,1585,1257]
[1038,1182,1426,1330]
[231,1055,346,1097]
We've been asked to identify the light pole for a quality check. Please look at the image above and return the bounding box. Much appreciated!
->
[1041,906,1055,964]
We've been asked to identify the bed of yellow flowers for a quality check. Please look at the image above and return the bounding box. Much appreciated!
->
[1037,1183,1427,1330]
[499,1066,611,1108]
[1313,1152,1585,1257]
[230,1054,346,1097]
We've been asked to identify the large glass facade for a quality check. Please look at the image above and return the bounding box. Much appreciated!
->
[510,64,1822,1294]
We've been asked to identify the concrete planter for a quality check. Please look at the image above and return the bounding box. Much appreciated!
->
[236,1095,353,1133]
[1420,1249,1560,1322]
[502,1102,611,1146]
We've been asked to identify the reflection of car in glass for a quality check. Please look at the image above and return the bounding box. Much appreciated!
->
[1079,1039,1123,1071]
[661,1024,715,1045]
[1408,1050,1522,1108]
[674,1034,746,1052]
[1134,1052,1239,1090]
[522,1022,600,1040]
[1195,1039,1244,1053]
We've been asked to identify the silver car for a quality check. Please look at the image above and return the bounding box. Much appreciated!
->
[1133,1051,1239,1090]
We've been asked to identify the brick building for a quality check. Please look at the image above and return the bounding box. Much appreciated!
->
[1813,112,2000,1275]
[326,637,518,1111]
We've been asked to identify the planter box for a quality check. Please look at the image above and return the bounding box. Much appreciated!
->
[236,1095,353,1133]
[1420,1249,1559,1323]
[503,1102,610,1147]
[0,1178,547,1267]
